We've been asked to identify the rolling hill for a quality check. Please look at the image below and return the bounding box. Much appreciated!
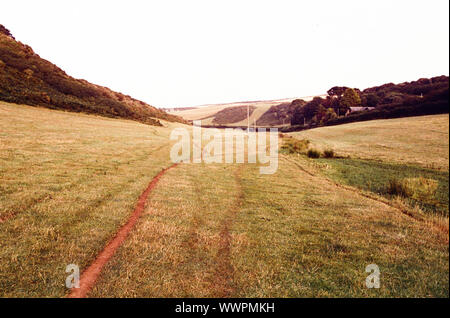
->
[0,24,186,126]
[169,76,448,130]
[168,95,323,126]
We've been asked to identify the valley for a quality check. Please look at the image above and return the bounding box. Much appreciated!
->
[0,101,448,297]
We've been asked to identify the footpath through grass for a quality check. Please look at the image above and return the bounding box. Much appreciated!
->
[0,101,180,297]
[90,156,448,297]
[1,104,448,297]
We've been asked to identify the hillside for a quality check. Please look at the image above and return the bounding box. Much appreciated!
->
[0,25,186,126]
[170,76,448,129]
[168,95,322,126]
[256,101,303,126]
[211,105,256,124]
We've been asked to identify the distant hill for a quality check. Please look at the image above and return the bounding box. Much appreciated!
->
[169,95,323,126]
[256,102,302,126]
[0,25,186,126]
[170,76,448,129]
[211,105,256,124]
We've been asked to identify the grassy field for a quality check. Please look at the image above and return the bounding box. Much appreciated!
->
[0,101,180,297]
[313,158,449,217]
[0,104,448,297]
[291,115,449,171]
[287,114,449,218]
[90,157,448,297]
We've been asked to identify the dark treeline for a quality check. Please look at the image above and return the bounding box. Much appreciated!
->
[284,75,449,131]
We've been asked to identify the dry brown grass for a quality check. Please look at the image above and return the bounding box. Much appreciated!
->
[90,154,448,297]
[1,102,448,297]
[0,101,184,297]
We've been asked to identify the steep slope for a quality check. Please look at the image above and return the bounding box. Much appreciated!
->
[0,25,186,126]
[256,101,305,126]
[211,105,256,124]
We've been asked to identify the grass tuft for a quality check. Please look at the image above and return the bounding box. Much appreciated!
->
[386,177,438,204]
[386,178,410,197]
[281,137,310,154]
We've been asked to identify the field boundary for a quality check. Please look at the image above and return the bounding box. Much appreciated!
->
[68,163,178,298]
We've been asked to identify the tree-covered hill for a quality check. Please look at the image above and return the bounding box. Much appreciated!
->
[0,25,186,126]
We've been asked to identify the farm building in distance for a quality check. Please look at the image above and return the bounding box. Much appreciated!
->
[346,106,376,116]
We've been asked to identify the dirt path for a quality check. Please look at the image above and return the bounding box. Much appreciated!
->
[68,163,178,298]
[209,167,244,297]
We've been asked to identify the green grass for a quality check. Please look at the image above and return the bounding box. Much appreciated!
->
[314,158,449,217]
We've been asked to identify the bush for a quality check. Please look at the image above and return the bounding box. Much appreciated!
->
[307,149,321,158]
[386,177,438,201]
[281,138,310,154]
[404,177,438,203]
[386,178,410,197]
[326,100,449,128]
[323,148,335,158]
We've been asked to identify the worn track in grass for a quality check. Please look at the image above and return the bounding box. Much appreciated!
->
[210,167,244,297]
[68,164,178,298]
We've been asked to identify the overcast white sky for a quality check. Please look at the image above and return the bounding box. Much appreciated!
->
[1,0,449,107]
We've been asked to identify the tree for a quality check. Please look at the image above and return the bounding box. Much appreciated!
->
[302,97,324,122]
[291,99,306,107]
[291,107,305,125]
[323,108,337,123]
[315,105,327,124]
[290,97,325,125]
[340,88,361,109]
[364,93,379,107]
[0,24,15,39]
[327,86,349,98]
[290,99,307,125]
